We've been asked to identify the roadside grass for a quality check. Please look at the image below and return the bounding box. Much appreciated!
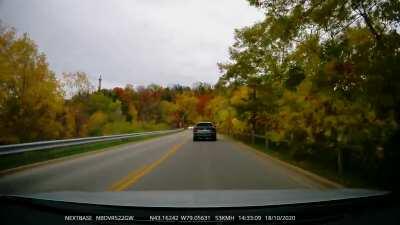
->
[231,136,375,189]
[0,133,169,172]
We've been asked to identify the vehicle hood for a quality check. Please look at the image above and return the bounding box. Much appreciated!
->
[4,188,389,208]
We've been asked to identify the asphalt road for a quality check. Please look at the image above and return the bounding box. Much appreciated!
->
[0,131,334,195]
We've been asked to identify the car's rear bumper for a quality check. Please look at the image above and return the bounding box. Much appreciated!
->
[193,132,216,140]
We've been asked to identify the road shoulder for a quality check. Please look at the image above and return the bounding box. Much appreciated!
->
[226,136,343,189]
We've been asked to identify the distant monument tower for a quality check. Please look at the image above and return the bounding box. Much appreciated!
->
[98,74,102,91]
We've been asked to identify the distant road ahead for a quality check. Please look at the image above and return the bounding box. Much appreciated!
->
[0,131,336,195]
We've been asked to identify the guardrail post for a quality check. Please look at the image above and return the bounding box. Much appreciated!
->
[251,130,255,145]
[265,138,269,150]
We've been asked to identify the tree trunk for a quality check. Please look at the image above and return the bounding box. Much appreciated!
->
[359,2,382,43]
[337,148,343,176]
[251,130,255,145]
[250,85,257,145]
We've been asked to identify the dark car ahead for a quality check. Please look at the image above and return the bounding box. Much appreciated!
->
[193,122,217,141]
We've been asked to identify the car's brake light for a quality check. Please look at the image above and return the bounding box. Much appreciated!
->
[193,127,198,132]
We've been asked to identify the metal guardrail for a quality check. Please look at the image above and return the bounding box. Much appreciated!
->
[0,128,184,156]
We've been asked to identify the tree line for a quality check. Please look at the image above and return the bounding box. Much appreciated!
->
[0,24,216,144]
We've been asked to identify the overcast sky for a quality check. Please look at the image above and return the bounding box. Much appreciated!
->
[0,0,263,88]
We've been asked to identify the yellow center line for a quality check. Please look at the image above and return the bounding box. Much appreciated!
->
[108,142,185,192]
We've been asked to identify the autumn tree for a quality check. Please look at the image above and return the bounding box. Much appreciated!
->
[113,85,138,122]
[174,92,199,127]
[61,71,94,98]
[218,0,400,186]
[0,25,64,144]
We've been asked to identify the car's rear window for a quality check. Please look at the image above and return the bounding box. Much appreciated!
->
[196,123,213,127]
